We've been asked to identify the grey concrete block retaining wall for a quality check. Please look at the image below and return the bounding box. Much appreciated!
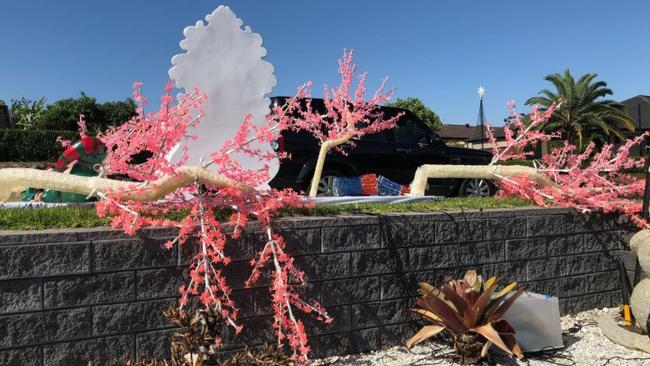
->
[0,207,638,365]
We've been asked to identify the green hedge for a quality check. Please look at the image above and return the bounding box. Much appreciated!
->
[0,129,78,162]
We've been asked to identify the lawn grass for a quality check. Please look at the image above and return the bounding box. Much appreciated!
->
[0,207,111,230]
[0,197,532,230]
[280,197,531,216]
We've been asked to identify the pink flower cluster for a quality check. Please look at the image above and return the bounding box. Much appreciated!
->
[56,114,89,149]
[486,101,560,163]
[487,101,648,228]
[273,49,402,154]
[99,81,205,181]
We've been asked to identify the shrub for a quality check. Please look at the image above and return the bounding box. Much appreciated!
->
[38,92,102,131]
[385,97,442,133]
[38,94,137,132]
[9,97,47,129]
[0,129,76,162]
[7,93,137,132]
[406,270,524,364]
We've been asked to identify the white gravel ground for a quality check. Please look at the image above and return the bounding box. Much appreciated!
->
[314,308,650,366]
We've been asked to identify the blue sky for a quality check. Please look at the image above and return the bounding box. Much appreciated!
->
[2,0,650,125]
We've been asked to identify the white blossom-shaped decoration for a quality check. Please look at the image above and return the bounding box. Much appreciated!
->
[169,5,278,186]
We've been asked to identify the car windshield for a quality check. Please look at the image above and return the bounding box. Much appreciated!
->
[394,117,430,144]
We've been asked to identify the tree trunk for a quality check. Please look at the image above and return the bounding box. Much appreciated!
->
[308,142,331,198]
[409,164,557,197]
[307,135,353,198]
[0,166,242,202]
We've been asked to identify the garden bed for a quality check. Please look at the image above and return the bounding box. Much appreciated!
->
[313,307,650,366]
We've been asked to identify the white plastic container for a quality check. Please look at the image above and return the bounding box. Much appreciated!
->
[501,292,564,352]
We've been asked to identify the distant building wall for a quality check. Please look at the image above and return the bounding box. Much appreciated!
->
[440,124,507,151]
[622,95,650,131]
[464,140,509,151]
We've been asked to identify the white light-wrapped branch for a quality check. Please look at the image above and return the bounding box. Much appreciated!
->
[308,134,353,197]
[409,164,557,197]
[0,166,246,202]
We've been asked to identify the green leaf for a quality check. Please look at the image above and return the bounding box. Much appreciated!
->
[483,276,497,290]
[493,281,517,299]
[487,287,526,323]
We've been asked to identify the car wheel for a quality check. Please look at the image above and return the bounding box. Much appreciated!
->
[315,170,343,197]
[459,178,495,197]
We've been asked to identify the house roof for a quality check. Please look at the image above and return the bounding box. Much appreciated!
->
[440,124,505,141]
[621,95,650,130]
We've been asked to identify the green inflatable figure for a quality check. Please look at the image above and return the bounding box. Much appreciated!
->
[22,136,107,203]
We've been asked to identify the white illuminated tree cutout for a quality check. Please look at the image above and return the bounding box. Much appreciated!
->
[169,5,278,187]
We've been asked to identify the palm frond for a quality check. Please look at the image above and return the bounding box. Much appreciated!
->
[529,69,634,150]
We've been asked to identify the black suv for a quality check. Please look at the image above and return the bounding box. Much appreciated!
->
[268,97,495,197]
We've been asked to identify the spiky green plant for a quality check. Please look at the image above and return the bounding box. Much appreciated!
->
[406,270,525,364]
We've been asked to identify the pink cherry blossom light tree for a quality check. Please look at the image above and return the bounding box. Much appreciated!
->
[410,100,649,228]
[274,50,402,197]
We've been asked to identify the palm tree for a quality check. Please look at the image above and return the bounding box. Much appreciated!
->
[526,70,636,150]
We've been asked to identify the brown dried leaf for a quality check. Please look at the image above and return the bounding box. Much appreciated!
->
[405,325,445,348]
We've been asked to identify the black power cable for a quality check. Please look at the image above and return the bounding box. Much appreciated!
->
[600,356,650,366]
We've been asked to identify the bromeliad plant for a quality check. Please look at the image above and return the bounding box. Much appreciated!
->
[406,270,525,364]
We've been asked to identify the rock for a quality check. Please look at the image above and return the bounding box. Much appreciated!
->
[638,238,650,275]
[629,228,650,333]
[631,278,650,332]
[599,228,650,353]
[599,315,650,354]
[629,229,650,254]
